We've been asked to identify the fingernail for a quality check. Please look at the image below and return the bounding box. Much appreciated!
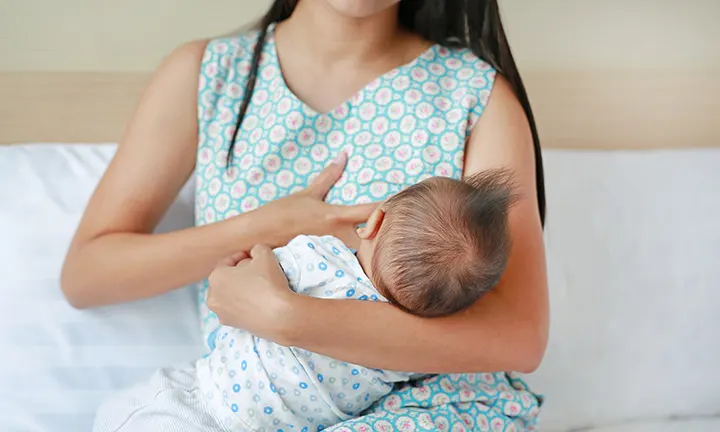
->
[332,152,346,165]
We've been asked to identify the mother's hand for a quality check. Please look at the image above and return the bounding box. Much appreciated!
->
[261,152,377,249]
[207,245,296,341]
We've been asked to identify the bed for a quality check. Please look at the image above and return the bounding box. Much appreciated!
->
[1,71,718,431]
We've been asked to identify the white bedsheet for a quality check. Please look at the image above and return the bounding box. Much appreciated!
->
[1,144,719,432]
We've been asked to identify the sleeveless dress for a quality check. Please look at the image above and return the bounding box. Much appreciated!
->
[195,25,541,431]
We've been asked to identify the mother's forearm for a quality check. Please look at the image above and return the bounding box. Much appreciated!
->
[283,293,545,374]
[61,209,286,309]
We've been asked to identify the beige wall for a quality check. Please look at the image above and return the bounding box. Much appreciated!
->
[1,0,718,72]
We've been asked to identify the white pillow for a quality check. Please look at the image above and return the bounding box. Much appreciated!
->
[0,144,204,432]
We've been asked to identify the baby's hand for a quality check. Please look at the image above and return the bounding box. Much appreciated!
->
[207,245,296,343]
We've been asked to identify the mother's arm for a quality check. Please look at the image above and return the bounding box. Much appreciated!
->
[270,77,547,373]
[61,42,373,309]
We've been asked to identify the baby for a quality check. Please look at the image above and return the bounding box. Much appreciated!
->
[94,169,516,432]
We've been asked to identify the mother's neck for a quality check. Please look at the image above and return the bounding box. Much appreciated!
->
[277,0,403,66]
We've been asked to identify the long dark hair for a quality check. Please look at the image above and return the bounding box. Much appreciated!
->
[228,0,546,225]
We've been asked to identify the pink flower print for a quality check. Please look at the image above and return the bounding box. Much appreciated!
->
[374,156,393,172]
[238,60,251,74]
[391,77,410,93]
[395,417,415,432]
[441,133,459,151]
[384,131,401,147]
[422,82,440,95]
[458,68,473,80]
[355,131,372,146]
[504,401,522,417]
[371,118,389,134]
[441,77,458,90]
[214,194,230,213]
[206,64,217,76]
[342,183,357,201]
[344,117,360,134]
[208,178,222,196]
[400,116,417,134]
[214,79,224,93]
[348,155,364,172]
[476,415,489,431]
[435,417,450,431]
[228,83,242,98]
[277,97,292,114]
[262,155,281,173]
[222,166,238,182]
[250,128,262,143]
[214,42,229,54]
[255,140,269,156]
[333,104,347,119]
[394,145,412,162]
[311,144,329,162]
[328,131,345,148]
[382,395,401,411]
[286,112,303,130]
[423,146,440,163]
[198,148,212,165]
[461,95,478,110]
[260,104,272,118]
[198,191,208,207]
[259,184,277,201]
[276,170,295,188]
[370,181,389,198]
[412,130,429,146]
[412,67,428,81]
[416,102,433,119]
[281,142,299,159]
[255,89,268,104]
[406,158,423,175]
[298,128,315,146]
[247,168,265,186]
[491,418,506,432]
[241,196,259,212]
[359,103,376,120]
[460,389,476,401]
[388,102,405,120]
[405,89,422,103]
[451,424,467,432]
[293,157,312,175]
[205,208,216,223]
[471,75,488,89]
[230,180,247,199]
[447,58,460,69]
[439,378,455,392]
[364,144,383,159]
[411,386,431,401]
[429,117,447,134]
[435,162,453,178]
[480,88,492,105]
[220,108,232,123]
[358,168,374,184]
[438,47,450,56]
[315,115,332,133]
[443,110,461,126]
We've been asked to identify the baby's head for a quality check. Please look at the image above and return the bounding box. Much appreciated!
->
[357,169,517,318]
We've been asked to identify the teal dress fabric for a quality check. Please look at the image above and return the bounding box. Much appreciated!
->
[195,25,541,431]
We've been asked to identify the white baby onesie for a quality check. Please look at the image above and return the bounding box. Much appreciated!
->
[197,235,416,432]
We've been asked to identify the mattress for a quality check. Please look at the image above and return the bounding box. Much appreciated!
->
[1,144,718,432]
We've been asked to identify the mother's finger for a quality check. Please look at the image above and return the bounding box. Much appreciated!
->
[305,152,347,199]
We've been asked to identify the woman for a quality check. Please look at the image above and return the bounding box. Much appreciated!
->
[63,0,548,430]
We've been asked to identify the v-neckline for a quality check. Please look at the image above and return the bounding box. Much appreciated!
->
[266,23,438,117]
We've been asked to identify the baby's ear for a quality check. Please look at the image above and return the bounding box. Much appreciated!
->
[358,208,386,240]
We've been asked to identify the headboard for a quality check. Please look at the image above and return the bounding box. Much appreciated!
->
[0,70,718,148]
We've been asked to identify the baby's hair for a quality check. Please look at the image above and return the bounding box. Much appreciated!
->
[371,169,518,318]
